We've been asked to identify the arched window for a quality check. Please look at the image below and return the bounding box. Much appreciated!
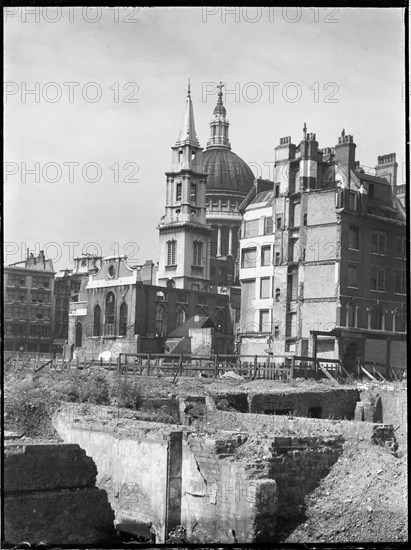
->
[75,322,82,347]
[393,305,406,333]
[93,305,101,336]
[215,309,225,333]
[167,240,177,266]
[275,288,280,302]
[368,303,385,331]
[105,291,116,335]
[155,303,168,337]
[193,240,203,266]
[119,302,128,336]
[197,307,207,316]
[176,306,187,327]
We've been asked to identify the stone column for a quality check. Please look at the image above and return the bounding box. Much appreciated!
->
[217,226,222,257]
[228,226,233,256]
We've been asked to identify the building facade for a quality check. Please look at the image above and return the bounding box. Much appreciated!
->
[68,255,234,360]
[238,128,406,370]
[4,250,55,353]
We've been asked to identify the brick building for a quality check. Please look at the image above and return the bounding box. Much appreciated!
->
[238,127,406,371]
[4,250,55,353]
[68,255,234,360]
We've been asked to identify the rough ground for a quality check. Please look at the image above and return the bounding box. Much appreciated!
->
[280,440,408,543]
[3,368,407,544]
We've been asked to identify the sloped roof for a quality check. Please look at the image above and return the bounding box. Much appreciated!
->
[168,315,215,338]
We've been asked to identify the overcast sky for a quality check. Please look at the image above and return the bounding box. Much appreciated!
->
[4,6,405,270]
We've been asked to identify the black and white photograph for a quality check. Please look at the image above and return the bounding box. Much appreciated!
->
[3,4,408,547]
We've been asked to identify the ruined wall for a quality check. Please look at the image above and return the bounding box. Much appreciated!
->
[54,407,278,543]
[182,434,277,543]
[195,410,396,446]
[268,436,343,517]
[75,335,138,361]
[54,410,171,542]
[248,388,359,419]
[3,443,116,545]
[357,387,407,454]
[379,388,407,453]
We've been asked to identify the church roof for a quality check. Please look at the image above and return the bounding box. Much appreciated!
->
[202,148,255,193]
[168,315,214,338]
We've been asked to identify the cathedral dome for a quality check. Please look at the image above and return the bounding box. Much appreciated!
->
[202,148,255,193]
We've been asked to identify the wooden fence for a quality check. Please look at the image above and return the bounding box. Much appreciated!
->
[3,351,405,382]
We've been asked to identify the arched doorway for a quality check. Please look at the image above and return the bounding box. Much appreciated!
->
[343,342,358,374]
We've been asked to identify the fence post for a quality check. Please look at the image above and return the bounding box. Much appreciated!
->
[76,355,80,370]
[254,355,258,380]
[117,355,121,374]
[147,353,151,376]
[214,354,218,378]
[291,355,295,380]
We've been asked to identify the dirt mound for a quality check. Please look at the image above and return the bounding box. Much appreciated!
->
[282,440,407,543]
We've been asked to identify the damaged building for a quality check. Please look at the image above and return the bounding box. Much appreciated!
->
[238,127,406,370]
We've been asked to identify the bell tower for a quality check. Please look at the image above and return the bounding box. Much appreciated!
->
[157,83,212,290]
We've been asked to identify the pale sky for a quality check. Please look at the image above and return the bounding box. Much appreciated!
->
[4,6,406,270]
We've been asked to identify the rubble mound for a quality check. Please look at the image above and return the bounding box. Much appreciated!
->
[282,440,408,543]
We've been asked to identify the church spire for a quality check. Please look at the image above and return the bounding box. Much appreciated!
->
[206,81,231,149]
[176,80,200,147]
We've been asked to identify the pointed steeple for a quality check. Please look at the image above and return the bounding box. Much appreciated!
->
[176,80,200,147]
[207,81,231,149]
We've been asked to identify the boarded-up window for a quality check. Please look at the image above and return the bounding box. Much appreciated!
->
[241,247,257,268]
[259,310,270,332]
[241,280,256,331]
[244,219,259,237]
[260,277,271,298]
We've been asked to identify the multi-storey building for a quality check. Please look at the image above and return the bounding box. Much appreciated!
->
[4,250,55,353]
[238,127,406,371]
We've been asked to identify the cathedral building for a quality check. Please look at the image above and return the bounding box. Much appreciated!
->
[157,83,255,290]
[203,84,255,286]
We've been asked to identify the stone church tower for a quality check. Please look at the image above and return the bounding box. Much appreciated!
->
[157,84,212,290]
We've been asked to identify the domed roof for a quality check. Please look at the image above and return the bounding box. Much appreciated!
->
[202,148,255,193]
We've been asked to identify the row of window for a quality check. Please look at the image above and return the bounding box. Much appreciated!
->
[241,246,280,268]
[6,275,51,288]
[166,240,204,267]
[4,305,51,321]
[254,305,406,334]
[91,293,128,338]
[347,265,406,294]
[206,199,238,211]
[4,291,51,304]
[175,182,197,202]
[5,323,50,339]
[348,227,406,258]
